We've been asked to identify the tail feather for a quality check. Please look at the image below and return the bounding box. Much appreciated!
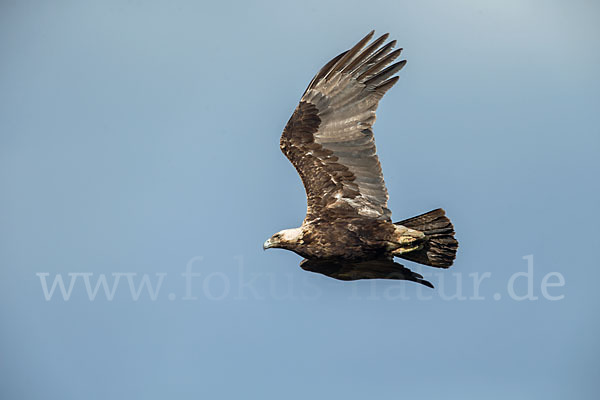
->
[394,208,458,268]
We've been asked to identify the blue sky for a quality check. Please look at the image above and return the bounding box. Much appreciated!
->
[1,1,599,399]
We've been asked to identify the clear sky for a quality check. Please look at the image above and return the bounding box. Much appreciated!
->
[1,0,599,399]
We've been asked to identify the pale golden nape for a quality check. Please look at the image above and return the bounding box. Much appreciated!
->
[263,227,303,250]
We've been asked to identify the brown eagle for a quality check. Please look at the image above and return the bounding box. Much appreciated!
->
[263,31,458,288]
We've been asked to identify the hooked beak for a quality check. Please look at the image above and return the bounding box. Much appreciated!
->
[263,238,274,250]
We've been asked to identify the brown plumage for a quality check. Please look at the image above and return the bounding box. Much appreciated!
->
[264,31,458,288]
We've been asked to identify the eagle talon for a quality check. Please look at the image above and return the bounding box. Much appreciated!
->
[392,244,423,255]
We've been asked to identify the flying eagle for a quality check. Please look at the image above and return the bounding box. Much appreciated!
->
[263,31,458,288]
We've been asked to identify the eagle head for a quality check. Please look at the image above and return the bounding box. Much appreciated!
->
[263,227,303,251]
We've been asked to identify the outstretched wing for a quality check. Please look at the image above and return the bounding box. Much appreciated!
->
[280,31,405,223]
[300,258,434,288]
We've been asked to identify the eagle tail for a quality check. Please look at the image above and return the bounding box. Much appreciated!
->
[394,208,458,268]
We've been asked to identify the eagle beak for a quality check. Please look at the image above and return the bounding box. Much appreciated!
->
[263,238,274,250]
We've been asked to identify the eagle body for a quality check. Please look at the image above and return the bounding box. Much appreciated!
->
[277,219,425,261]
[264,31,458,288]
[281,218,395,260]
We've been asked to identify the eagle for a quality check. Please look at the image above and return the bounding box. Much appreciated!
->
[263,31,458,288]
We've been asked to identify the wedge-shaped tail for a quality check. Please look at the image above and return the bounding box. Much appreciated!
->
[395,208,458,268]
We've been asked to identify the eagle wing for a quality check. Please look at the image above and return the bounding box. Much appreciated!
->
[300,258,434,288]
[280,31,405,223]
